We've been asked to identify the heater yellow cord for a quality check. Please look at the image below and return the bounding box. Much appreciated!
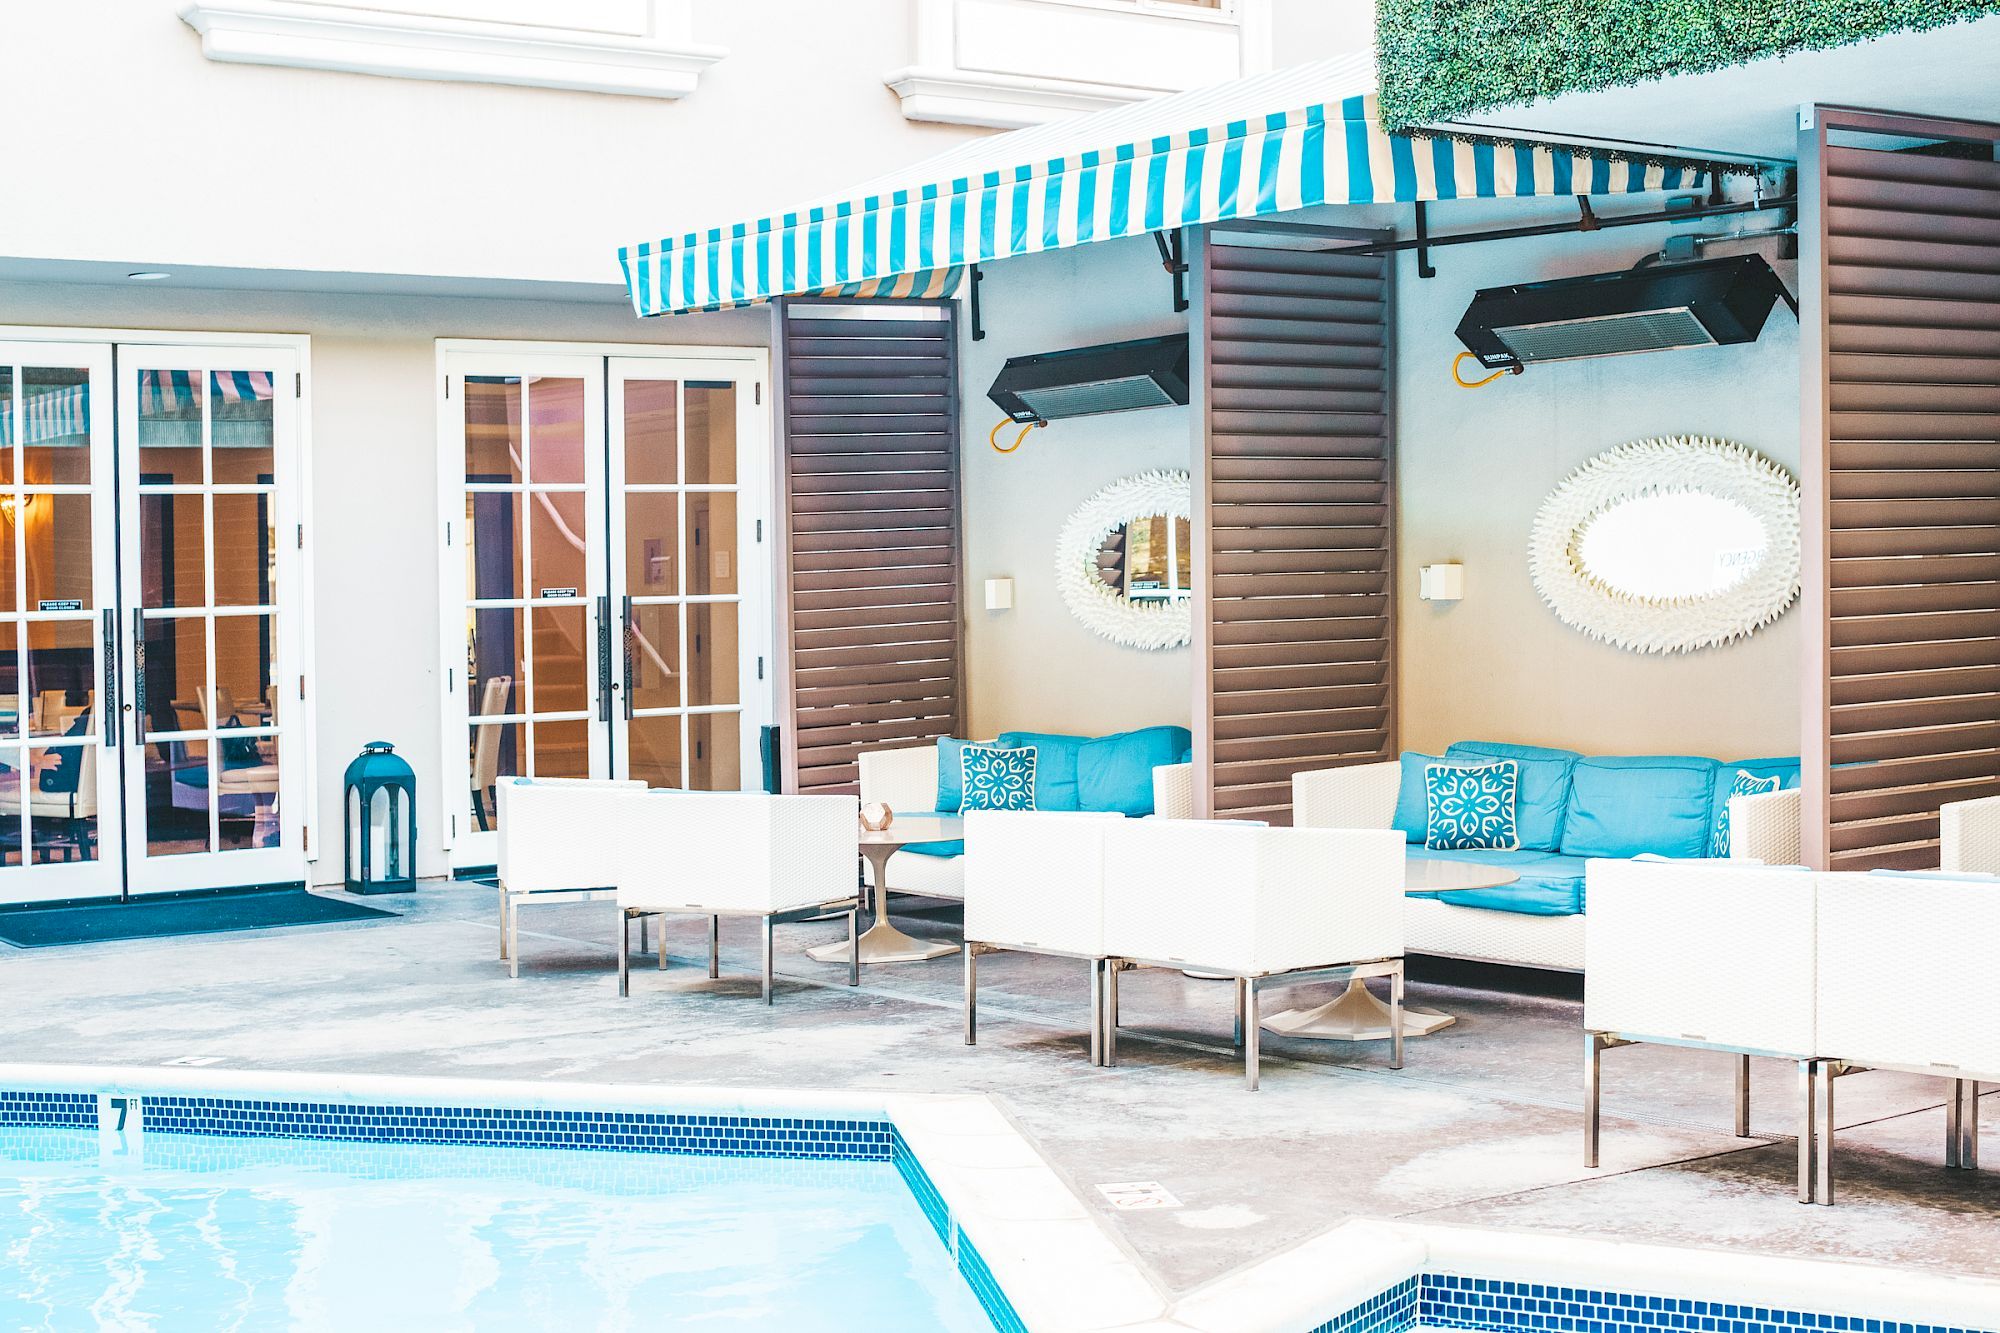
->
[1452,351,1511,389]
[990,418,1041,454]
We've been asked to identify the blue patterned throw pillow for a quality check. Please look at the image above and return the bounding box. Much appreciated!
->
[1425,760,1520,851]
[960,744,1037,812]
[1711,769,1781,856]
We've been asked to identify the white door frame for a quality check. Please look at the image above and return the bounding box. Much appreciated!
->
[0,326,315,903]
[435,339,772,872]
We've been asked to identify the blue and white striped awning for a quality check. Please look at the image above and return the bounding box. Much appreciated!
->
[619,53,1715,318]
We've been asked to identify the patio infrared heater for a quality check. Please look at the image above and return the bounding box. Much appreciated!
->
[987,334,1191,424]
[343,742,418,895]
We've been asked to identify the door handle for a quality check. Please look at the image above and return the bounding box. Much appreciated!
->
[620,595,634,721]
[596,595,613,724]
[101,606,119,748]
[130,609,147,747]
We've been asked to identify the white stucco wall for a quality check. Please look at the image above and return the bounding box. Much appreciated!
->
[1389,197,1803,761]
[957,236,1196,740]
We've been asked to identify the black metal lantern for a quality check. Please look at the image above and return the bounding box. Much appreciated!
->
[344,741,417,894]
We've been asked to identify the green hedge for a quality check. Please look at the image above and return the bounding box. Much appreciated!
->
[1377,1,2000,129]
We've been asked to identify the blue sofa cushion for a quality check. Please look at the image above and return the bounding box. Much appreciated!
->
[901,838,965,858]
[1076,725,1192,817]
[1443,741,1581,852]
[1560,756,1719,859]
[1413,848,1587,916]
[997,731,1089,811]
[934,737,974,814]
[1391,751,1459,842]
[960,744,1037,812]
[1424,760,1521,851]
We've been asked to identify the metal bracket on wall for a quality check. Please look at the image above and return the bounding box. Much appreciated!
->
[969,263,985,341]
[1413,201,1436,278]
[1153,230,1189,313]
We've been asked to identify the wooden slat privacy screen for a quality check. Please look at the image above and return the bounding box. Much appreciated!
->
[1195,225,1396,823]
[776,301,964,795]
[1801,107,2000,869]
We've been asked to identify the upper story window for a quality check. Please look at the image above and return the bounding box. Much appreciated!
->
[179,0,726,100]
[887,0,1272,129]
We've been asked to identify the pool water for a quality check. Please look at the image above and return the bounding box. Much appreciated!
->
[0,1126,996,1332]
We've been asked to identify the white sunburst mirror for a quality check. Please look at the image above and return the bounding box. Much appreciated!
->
[1529,436,1801,655]
[1056,469,1194,651]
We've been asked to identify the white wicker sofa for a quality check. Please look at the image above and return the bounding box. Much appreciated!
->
[856,726,1192,905]
[1585,849,1998,1204]
[1206,742,1806,972]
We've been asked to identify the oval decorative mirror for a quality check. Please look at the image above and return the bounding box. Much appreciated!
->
[1056,469,1193,650]
[1529,436,1800,655]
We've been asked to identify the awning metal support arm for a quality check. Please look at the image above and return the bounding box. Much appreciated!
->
[1331,193,1798,261]
[1153,229,1189,313]
[969,263,986,342]
[1413,201,1436,278]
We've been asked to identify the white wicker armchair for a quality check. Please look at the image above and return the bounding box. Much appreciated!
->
[961,810,1124,1061]
[1816,869,1996,1200]
[1099,820,1406,1089]
[1941,794,2000,874]
[612,791,863,1004]
[1582,859,1822,1199]
[494,777,647,977]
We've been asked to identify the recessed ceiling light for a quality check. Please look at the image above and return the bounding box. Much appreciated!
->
[126,271,171,281]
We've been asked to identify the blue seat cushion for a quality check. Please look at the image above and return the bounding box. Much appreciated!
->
[1560,756,1719,859]
[997,731,1089,811]
[901,839,965,858]
[1076,725,1191,817]
[1443,741,1581,852]
[1416,848,1588,916]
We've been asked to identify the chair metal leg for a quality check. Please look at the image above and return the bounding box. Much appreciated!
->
[639,915,649,959]
[1584,1032,1603,1168]
[497,887,509,961]
[1815,1061,1835,1206]
[1105,962,1120,1067]
[1389,964,1405,1071]
[761,916,774,1005]
[847,908,859,988]
[1735,1054,1752,1138]
[1244,980,1260,1091]
[1233,976,1246,1049]
[1797,1059,1818,1205]
[1948,1079,1980,1170]
[1089,960,1104,1067]
[963,945,977,1045]
[708,915,720,979]
[618,911,631,999]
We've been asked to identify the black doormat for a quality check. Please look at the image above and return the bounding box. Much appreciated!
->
[0,887,397,948]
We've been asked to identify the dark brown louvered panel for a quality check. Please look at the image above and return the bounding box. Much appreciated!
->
[1804,111,2000,870]
[778,303,962,795]
[1197,229,1394,823]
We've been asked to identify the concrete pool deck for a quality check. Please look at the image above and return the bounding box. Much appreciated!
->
[2,883,1994,1302]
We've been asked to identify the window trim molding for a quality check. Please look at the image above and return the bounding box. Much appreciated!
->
[178,1,727,100]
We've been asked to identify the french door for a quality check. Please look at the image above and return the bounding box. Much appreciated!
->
[439,346,770,870]
[0,337,306,904]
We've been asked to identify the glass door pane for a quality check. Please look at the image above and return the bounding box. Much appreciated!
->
[119,353,300,895]
[453,361,606,855]
[610,367,762,794]
[0,347,120,900]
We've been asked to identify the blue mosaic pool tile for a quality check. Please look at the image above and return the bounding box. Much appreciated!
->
[1417,1273,1997,1333]
[0,1091,896,1162]
[892,1128,1026,1333]
[0,1090,95,1129]
[1308,1276,1421,1333]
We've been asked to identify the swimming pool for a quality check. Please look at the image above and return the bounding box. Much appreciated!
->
[0,1076,1023,1332]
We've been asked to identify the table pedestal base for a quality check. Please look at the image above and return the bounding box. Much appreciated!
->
[808,922,957,966]
[1261,978,1454,1042]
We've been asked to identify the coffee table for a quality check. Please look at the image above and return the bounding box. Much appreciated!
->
[806,814,962,966]
[1259,854,1520,1041]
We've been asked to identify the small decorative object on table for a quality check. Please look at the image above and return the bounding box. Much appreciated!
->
[859,802,895,833]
